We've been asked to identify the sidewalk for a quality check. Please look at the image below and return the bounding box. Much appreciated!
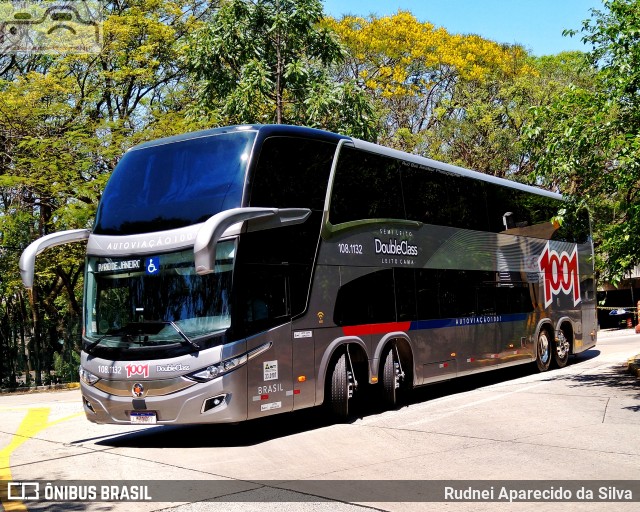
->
[599,327,640,378]
[597,327,640,339]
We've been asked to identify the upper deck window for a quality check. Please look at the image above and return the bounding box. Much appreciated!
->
[94,131,256,235]
[329,146,405,224]
[328,146,584,242]
[249,136,336,210]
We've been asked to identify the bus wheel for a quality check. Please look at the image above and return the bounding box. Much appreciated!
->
[536,329,552,372]
[329,353,353,418]
[382,347,401,407]
[553,327,570,369]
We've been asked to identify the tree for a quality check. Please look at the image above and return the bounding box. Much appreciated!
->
[328,11,552,177]
[187,0,378,139]
[0,0,209,385]
[524,0,639,282]
[422,52,590,179]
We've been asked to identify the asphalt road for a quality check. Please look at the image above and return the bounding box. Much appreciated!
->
[1,330,639,512]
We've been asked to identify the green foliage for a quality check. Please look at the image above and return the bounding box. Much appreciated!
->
[433,51,593,179]
[187,0,379,139]
[329,12,586,179]
[525,0,640,282]
[2,0,630,384]
[0,0,207,384]
[53,350,81,383]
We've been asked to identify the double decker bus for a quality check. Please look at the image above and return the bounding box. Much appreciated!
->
[20,124,596,424]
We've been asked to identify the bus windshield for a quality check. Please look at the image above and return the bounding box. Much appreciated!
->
[93,130,256,235]
[84,241,236,350]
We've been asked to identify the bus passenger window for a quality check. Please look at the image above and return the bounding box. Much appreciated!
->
[334,269,396,326]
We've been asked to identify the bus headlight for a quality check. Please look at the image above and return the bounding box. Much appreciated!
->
[79,366,99,386]
[187,354,248,382]
[187,342,272,382]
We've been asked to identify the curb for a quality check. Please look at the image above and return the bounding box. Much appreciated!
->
[597,328,640,338]
[626,356,640,378]
[0,382,80,394]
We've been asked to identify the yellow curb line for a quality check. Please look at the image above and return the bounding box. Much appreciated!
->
[0,408,84,511]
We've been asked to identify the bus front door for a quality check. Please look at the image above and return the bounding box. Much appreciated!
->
[241,267,294,419]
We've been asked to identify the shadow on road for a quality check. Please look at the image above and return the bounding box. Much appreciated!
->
[95,409,335,449]
[96,349,640,448]
[95,351,612,449]
[537,348,640,410]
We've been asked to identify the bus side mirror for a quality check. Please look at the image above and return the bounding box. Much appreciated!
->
[19,229,91,289]
[194,207,311,275]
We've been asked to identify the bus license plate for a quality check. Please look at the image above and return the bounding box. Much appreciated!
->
[130,412,157,424]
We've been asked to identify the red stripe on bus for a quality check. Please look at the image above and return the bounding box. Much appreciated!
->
[342,322,411,336]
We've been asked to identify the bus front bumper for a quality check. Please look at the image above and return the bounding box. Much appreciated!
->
[79,368,248,425]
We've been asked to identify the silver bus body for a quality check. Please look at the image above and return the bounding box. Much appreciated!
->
[20,125,597,425]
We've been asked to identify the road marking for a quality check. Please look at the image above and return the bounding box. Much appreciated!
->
[0,407,83,511]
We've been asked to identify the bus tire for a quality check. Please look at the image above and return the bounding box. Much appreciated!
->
[382,347,399,407]
[553,327,570,369]
[329,353,350,418]
[536,328,552,372]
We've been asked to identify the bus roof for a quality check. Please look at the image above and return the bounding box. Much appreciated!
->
[128,124,561,201]
[128,124,348,152]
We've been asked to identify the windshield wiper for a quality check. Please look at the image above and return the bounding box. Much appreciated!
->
[84,328,135,354]
[165,321,200,352]
[85,321,200,353]
[123,321,200,351]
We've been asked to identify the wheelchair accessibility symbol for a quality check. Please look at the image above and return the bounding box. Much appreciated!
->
[145,257,160,275]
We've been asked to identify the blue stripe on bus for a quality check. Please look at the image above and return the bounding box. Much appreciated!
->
[410,313,529,331]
